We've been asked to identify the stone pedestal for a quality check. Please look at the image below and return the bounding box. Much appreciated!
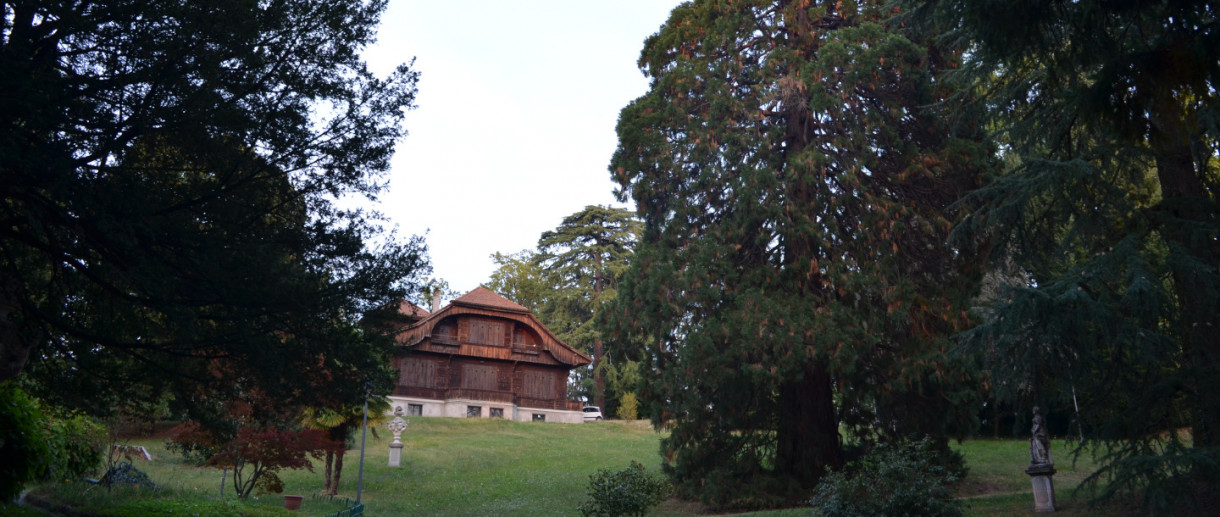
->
[388,442,403,467]
[1026,464,1056,513]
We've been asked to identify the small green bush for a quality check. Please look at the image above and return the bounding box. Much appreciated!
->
[579,460,671,517]
[41,409,106,481]
[618,393,639,421]
[0,384,50,501]
[811,438,964,517]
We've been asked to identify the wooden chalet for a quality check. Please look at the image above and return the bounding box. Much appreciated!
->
[389,287,592,423]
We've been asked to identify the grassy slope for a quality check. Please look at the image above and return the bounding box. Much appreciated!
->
[27,418,1121,516]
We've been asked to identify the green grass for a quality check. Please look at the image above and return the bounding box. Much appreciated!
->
[21,419,1127,516]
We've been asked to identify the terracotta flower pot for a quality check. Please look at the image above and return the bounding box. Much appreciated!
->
[284,494,304,511]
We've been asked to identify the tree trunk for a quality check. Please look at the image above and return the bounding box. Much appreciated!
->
[593,255,606,412]
[1150,94,1220,450]
[330,450,345,495]
[592,336,606,411]
[0,274,38,382]
[323,451,335,494]
[775,363,843,489]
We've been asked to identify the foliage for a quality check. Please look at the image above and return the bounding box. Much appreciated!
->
[811,438,964,517]
[300,396,392,495]
[39,408,106,482]
[487,206,641,409]
[2,0,428,445]
[487,250,550,314]
[536,205,641,410]
[926,0,1220,511]
[0,386,105,500]
[603,360,644,419]
[0,384,48,501]
[417,278,462,310]
[605,0,990,507]
[617,393,640,421]
[578,461,671,517]
[170,423,340,498]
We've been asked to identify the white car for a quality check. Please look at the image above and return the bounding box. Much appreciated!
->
[582,406,604,421]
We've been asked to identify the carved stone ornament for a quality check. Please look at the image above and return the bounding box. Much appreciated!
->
[388,416,409,445]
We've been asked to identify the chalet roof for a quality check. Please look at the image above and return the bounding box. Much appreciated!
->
[397,287,591,367]
[396,300,430,320]
[452,286,529,313]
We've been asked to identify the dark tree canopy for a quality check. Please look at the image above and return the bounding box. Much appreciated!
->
[606,0,991,507]
[1,0,427,421]
[932,0,1220,509]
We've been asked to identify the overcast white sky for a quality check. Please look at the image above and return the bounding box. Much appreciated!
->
[360,1,685,296]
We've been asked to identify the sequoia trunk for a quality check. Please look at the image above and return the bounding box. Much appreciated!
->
[775,363,843,488]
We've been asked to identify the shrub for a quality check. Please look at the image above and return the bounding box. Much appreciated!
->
[811,438,964,517]
[579,460,671,517]
[169,423,340,498]
[0,384,49,501]
[41,410,106,481]
[618,393,639,421]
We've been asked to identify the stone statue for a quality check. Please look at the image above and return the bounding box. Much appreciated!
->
[1029,406,1052,466]
[1026,406,1056,512]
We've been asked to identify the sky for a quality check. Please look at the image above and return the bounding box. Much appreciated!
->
[360,1,686,296]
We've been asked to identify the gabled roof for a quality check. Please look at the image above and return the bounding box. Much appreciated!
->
[396,300,430,320]
[396,287,591,367]
[452,286,529,313]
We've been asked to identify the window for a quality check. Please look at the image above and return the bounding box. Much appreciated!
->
[531,413,546,422]
[489,408,504,419]
[467,406,482,418]
[407,404,423,416]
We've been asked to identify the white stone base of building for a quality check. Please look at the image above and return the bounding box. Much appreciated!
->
[387,396,583,424]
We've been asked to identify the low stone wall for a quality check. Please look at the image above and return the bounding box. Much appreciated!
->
[386,395,583,423]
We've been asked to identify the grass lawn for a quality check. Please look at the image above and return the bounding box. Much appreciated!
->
[21,418,1126,516]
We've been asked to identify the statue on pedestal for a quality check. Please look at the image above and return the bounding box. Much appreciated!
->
[1025,406,1056,512]
[387,406,409,468]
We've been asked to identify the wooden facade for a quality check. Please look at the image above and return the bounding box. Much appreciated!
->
[389,287,591,423]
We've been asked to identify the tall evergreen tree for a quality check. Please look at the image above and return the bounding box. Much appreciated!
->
[535,205,640,412]
[605,0,992,507]
[2,0,426,423]
[929,0,1220,509]
[486,251,549,313]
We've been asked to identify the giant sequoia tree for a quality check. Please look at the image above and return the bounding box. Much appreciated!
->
[605,0,992,507]
[1,0,425,422]
[932,0,1220,509]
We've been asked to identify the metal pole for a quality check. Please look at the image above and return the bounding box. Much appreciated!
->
[355,387,369,504]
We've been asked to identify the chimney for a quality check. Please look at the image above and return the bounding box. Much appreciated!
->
[431,287,441,313]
